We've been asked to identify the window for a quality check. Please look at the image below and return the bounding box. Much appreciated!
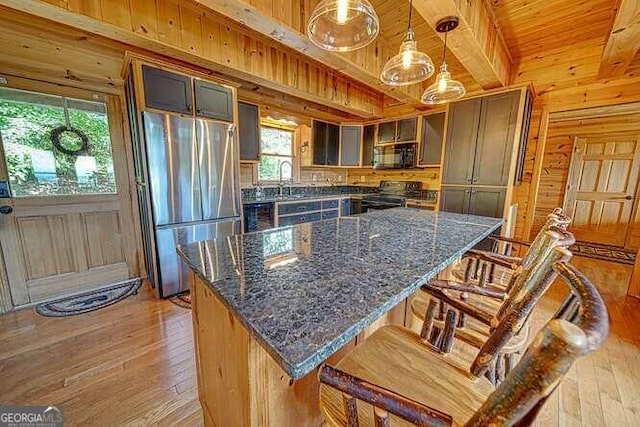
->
[263,228,294,257]
[0,87,117,197]
[258,127,294,182]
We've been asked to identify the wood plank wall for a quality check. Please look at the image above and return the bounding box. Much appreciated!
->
[5,0,383,117]
[509,36,640,244]
[345,168,440,189]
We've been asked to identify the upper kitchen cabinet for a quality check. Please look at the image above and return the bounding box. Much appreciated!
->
[418,113,445,166]
[142,65,193,115]
[472,91,521,186]
[340,125,362,167]
[362,124,375,167]
[442,98,482,185]
[238,102,260,162]
[442,89,527,187]
[311,120,340,166]
[141,65,236,123]
[194,79,234,122]
[377,117,418,144]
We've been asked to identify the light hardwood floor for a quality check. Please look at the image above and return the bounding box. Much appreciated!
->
[0,257,638,426]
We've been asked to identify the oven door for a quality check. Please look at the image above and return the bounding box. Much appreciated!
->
[361,201,401,213]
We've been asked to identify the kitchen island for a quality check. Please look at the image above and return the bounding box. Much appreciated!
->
[178,208,502,426]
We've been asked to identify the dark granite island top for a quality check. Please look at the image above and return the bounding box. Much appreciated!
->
[178,208,501,381]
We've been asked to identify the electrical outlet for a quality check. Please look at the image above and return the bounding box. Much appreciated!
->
[360,175,365,182]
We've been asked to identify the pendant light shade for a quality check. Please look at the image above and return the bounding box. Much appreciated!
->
[307,0,380,52]
[421,63,466,104]
[422,16,466,105]
[380,0,434,86]
[380,31,435,86]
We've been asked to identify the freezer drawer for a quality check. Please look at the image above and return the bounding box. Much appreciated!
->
[154,219,241,297]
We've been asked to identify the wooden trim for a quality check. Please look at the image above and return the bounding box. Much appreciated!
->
[523,106,551,241]
[549,101,640,122]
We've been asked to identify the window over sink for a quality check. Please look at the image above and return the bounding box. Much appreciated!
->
[258,126,294,182]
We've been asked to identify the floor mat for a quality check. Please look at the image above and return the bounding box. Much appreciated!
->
[169,291,191,309]
[35,278,142,317]
[570,242,636,265]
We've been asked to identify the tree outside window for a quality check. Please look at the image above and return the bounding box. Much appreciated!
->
[258,127,294,182]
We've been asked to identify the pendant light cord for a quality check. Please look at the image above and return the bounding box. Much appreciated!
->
[441,31,448,65]
[407,0,413,34]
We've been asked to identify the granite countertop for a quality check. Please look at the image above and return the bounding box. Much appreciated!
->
[177,208,501,379]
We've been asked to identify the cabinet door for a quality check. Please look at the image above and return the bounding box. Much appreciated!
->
[326,123,340,166]
[194,79,234,121]
[419,113,445,165]
[378,121,397,144]
[312,121,328,165]
[362,125,376,167]
[142,65,193,114]
[472,91,520,186]
[238,102,260,161]
[440,186,471,214]
[442,98,482,185]
[397,117,418,142]
[468,188,506,218]
[340,125,362,166]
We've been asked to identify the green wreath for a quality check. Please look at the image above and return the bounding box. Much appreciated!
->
[50,125,90,156]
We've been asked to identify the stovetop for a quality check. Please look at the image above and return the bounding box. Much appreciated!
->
[362,180,422,205]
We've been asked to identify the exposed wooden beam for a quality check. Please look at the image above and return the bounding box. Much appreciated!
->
[0,0,383,118]
[411,0,512,89]
[598,0,640,78]
[195,0,425,106]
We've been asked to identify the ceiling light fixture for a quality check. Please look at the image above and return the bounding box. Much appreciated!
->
[307,0,380,52]
[422,16,466,105]
[380,0,434,86]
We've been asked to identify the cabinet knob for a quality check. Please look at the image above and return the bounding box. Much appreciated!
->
[464,189,470,193]
[472,178,478,183]
[0,205,13,215]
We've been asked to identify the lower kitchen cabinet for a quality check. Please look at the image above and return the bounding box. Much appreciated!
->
[440,186,506,218]
[274,197,351,227]
[278,212,322,226]
[322,210,339,219]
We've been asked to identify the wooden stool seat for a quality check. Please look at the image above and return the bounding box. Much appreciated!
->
[319,325,494,426]
[410,291,528,352]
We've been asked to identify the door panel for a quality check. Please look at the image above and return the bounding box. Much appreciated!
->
[469,188,507,218]
[397,118,418,142]
[340,125,361,166]
[144,112,202,225]
[440,186,470,214]
[197,120,240,220]
[326,123,340,166]
[442,99,481,185]
[238,102,260,161]
[378,121,396,144]
[473,91,520,186]
[312,121,327,165]
[0,87,137,307]
[194,79,234,122]
[420,113,445,165]
[564,136,640,246]
[142,65,193,114]
[362,125,375,167]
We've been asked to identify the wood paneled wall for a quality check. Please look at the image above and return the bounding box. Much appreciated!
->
[2,0,383,117]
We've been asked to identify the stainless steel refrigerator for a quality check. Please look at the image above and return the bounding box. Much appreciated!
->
[137,112,241,297]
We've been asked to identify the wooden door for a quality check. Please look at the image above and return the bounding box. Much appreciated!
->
[326,123,340,166]
[442,98,482,185]
[396,117,418,142]
[312,121,327,165]
[419,113,445,166]
[194,79,234,122]
[238,102,260,162]
[378,121,396,144]
[0,84,139,306]
[472,91,520,186]
[440,187,471,214]
[362,125,375,167]
[563,135,640,246]
[142,65,193,115]
[340,125,361,166]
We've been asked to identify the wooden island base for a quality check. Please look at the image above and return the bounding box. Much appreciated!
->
[190,272,356,426]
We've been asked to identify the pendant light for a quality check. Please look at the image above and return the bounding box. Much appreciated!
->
[307,0,380,52]
[422,16,466,105]
[380,0,434,86]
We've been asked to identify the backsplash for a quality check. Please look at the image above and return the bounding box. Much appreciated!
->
[242,185,378,200]
[240,164,347,188]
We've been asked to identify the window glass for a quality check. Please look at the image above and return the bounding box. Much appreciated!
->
[0,87,117,197]
[258,127,293,182]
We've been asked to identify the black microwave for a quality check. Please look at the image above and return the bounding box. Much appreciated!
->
[373,143,416,169]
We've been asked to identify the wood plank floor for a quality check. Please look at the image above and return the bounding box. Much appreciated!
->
[0,257,638,426]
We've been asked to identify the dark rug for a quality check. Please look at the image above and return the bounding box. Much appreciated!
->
[169,291,191,309]
[35,278,142,317]
[570,242,636,265]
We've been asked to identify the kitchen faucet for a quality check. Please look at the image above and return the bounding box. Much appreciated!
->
[278,160,293,197]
